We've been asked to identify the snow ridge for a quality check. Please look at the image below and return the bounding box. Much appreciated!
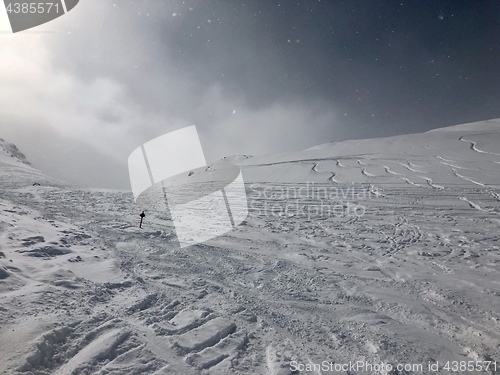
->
[0,138,31,166]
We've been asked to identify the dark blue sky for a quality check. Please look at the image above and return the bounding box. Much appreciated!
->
[161,0,500,138]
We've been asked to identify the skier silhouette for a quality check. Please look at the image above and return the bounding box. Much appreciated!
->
[139,211,145,228]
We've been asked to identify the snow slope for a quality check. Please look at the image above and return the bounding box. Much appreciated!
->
[0,138,31,166]
[0,138,65,190]
[0,120,499,374]
[232,118,500,187]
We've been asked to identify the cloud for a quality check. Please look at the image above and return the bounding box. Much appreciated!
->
[194,85,338,161]
[0,1,339,188]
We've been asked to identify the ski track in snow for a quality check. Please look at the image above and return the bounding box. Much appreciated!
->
[458,196,485,211]
[452,169,485,186]
[383,166,400,175]
[361,168,376,177]
[460,135,500,157]
[311,162,339,183]
[399,161,427,173]
[420,177,445,190]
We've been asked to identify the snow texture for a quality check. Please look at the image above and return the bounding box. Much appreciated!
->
[0,119,499,374]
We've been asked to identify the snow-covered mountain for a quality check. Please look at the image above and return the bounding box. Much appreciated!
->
[0,137,65,190]
[234,118,500,187]
[0,120,499,374]
[0,138,32,166]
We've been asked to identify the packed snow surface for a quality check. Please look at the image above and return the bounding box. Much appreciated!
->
[0,120,499,374]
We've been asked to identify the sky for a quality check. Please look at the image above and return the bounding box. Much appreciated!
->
[0,0,499,189]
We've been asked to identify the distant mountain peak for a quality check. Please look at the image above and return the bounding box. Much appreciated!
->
[0,138,32,166]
